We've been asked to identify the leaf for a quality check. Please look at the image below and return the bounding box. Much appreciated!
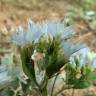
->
[43,36,65,78]
[68,74,91,89]
[21,43,38,86]
[36,38,47,53]
[67,65,96,89]
[65,63,93,89]
[74,56,79,68]
[46,58,65,78]
[86,71,96,82]
[73,80,91,89]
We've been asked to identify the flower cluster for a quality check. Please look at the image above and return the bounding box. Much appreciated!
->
[70,47,96,68]
[10,19,96,95]
[11,19,96,69]
[11,20,75,45]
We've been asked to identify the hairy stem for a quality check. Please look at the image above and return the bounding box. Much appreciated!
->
[51,73,59,96]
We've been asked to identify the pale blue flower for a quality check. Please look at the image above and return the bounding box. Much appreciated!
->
[70,47,90,67]
[63,42,86,58]
[11,20,75,45]
[11,26,26,45]
[25,20,42,42]
[43,20,75,39]
[70,47,96,68]
[87,52,96,68]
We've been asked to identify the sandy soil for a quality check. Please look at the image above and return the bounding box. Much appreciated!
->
[0,1,96,96]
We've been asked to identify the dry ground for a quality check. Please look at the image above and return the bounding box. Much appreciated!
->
[0,0,96,96]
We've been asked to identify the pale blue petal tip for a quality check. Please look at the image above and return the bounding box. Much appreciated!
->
[69,47,96,68]
[11,20,75,45]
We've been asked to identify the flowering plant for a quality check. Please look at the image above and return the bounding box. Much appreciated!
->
[10,20,96,96]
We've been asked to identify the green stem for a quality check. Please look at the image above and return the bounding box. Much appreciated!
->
[39,76,48,96]
[54,85,73,96]
[51,73,59,96]
[40,83,48,96]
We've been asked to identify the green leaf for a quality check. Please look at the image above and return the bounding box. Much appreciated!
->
[46,58,65,78]
[73,80,91,89]
[43,36,65,78]
[21,43,38,86]
[67,65,96,89]
[71,75,91,89]
[65,63,95,89]
[74,56,79,68]
[36,38,47,53]
[87,71,96,82]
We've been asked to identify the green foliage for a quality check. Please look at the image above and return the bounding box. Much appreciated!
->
[20,42,39,87]
[18,35,68,95]
[44,36,65,77]
[65,58,96,89]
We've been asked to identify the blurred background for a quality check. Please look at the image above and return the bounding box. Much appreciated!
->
[0,0,96,49]
[0,0,96,96]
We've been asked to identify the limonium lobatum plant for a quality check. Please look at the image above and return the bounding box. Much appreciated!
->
[11,19,96,96]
